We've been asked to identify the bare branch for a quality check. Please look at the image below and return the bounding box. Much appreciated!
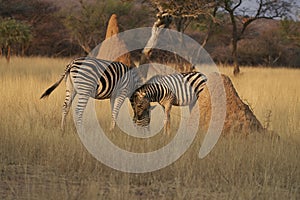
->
[233,0,242,10]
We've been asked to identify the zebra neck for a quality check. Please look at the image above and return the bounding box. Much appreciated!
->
[143,83,164,102]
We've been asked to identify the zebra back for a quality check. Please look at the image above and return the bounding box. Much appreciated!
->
[137,72,207,105]
[69,57,142,99]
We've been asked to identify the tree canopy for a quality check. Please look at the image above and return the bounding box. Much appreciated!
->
[0,18,32,62]
[63,0,152,53]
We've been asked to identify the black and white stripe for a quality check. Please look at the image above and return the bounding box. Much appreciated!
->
[41,57,141,130]
[130,72,207,134]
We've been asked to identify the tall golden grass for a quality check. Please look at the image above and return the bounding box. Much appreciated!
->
[0,57,299,199]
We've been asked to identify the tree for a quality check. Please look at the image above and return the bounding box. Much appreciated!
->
[143,0,217,32]
[63,0,150,54]
[139,0,218,67]
[0,0,76,57]
[280,18,300,46]
[219,0,297,75]
[0,18,32,62]
[141,0,297,73]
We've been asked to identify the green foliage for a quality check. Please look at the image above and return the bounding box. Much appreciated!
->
[0,18,32,47]
[0,18,32,61]
[0,0,72,57]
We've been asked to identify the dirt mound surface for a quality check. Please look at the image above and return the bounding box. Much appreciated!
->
[198,73,264,135]
[97,14,134,67]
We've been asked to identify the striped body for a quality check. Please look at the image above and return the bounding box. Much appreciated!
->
[41,57,141,130]
[130,72,207,134]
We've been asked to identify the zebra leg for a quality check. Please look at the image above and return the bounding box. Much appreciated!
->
[61,90,76,131]
[163,104,172,135]
[61,77,76,131]
[110,89,128,131]
[189,100,196,113]
[74,93,90,130]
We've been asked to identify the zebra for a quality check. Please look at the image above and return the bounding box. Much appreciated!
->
[130,72,207,134]
[40,57,141,131]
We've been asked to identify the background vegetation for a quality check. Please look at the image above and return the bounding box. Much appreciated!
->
[0,0,299,67]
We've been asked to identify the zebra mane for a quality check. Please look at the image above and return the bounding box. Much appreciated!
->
[136,75,164,92]
[146,75,164,83]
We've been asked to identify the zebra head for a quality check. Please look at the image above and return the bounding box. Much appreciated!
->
[130,90,153,127]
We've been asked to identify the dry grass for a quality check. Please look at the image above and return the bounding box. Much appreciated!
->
[0,57,299,199]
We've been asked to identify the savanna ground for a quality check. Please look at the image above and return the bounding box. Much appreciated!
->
[0,57,299,199]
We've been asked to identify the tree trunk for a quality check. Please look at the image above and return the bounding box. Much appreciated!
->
[229,10,240,75]
[201,7,218,48]
[232,38,240,75]
[6,46,11,63]
[142,12,172,58]
[21,45,25,56]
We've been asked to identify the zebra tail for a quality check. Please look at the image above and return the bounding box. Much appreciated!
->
[40,75,65,99]
[40,64,72,99]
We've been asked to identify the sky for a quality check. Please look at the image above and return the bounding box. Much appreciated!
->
[48,0,300,21]
[237,0,300,20]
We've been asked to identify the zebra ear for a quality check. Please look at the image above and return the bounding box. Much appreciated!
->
[137,91,146,98]
[149,105,156,111]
